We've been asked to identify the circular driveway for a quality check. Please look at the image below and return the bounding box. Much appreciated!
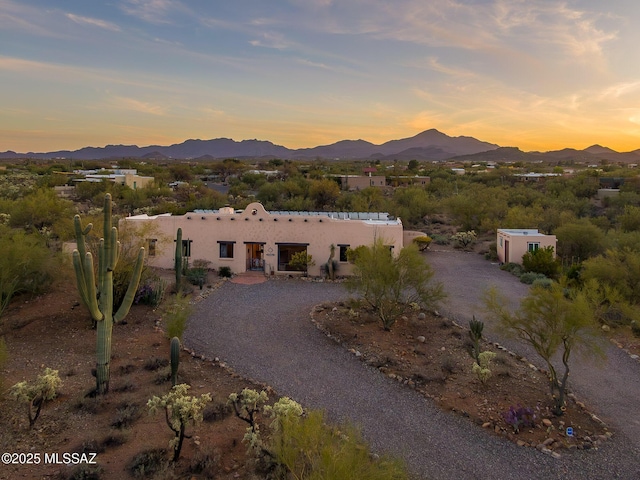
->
[185,273,640,480]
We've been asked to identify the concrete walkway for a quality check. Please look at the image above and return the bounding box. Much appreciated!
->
[185,277,640,480]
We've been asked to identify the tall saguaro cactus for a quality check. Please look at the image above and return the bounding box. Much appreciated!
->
[73,194,145,395]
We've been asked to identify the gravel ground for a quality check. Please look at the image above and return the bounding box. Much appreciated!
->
[185,275,640,480]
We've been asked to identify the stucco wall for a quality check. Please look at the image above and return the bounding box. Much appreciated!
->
[496,229,557,264]
[120,202,404,277]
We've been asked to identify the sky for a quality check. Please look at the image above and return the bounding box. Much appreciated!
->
[1,0,640,154]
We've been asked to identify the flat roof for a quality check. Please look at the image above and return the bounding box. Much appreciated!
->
[498,229,542,236]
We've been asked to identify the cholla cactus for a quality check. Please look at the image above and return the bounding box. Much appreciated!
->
[472,351,496,384]
[147,384,211,462]
[451,230,477,249]
[73,194,145,395]
[228,389,269,452]
[264,397,303,433]
[10,368,62,428]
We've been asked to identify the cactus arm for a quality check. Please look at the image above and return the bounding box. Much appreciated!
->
[72,250,102,322]
[98,239,105,294]
[113,247,145,323]
[103,194,112,241]
[82,253,103,322]
[108,227,118,271]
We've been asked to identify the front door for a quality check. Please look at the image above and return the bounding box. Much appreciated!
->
[504,240,510,263]
[246,243,264,271]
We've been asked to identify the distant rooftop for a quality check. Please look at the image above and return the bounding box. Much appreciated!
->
[498,229,544,236]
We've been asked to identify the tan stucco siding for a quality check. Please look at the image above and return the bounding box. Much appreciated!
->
[120,202,403,276]
[496,229,557,264]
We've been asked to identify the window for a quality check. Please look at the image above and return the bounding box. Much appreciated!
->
[339,245,349,262]
[147,238,157,257]
[527,242,540,252]
[219,241,234,259]
[276,243,308,271]
[182,239,192,257]
[499,237,503,247]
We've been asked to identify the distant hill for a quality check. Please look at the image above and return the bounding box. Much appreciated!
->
[0,129,498,161]
[1,129,639,162]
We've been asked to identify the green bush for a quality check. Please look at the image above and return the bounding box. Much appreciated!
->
[270,409,408,480]
[532,277,554,289]
[218,266,232,278]
[519,272,547,285]
[522,246,560,278]
[500,262,524,277]
[186,259,210,287]
[431,235,450,246]
[631,321,640,338]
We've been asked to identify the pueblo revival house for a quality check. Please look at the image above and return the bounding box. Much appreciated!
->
[120,202,421,277]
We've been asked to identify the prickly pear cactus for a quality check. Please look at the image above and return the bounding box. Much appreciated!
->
[72,193,145,395]
[170,337,180,387]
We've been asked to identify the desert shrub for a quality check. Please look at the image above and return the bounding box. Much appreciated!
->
[412,235,432,251]
[112,380,137,393]
[100,432,129,448]
[270,409,408,480]
[431,234,450,246]
[519,272,547,285]
[153,369,171,385]
[63,464,104,480]
[186,259,210,287]
[202,399,233,423]
[503,405,537,433]
[522,246,560,278]
[218,266,232,278]
[10,367,62,428]
[117,364,137,375]
[532,277,554,289]
[111,402,141,429]
[468,317,484,364]
[144,357,169,371]
[632,321,640,337]
[163,293,192,340]
[189,447,221,477]
[500,262,524,277]
[128,449,169,478]
[134,277,166,307]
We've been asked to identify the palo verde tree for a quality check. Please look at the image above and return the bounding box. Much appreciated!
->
[483,282,601,415]
[347,239,445,331]
[73,194,145,395]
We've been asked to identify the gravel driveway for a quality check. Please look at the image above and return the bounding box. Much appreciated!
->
[185,275,640,479]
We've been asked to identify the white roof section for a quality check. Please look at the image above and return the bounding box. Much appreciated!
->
[498,229,546,236]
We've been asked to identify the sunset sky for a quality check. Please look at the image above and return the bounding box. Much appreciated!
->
[2,0,640,154]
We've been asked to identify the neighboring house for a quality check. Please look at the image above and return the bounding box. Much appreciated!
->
[74,169,154,190]
[496,229,557,264]
[340,175,386,190]
[120,202,411,277]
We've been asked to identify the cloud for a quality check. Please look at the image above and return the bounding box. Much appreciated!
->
[119,0,188,25]
[249,32,291,49]
[65,13,121,32]
[108,96,167,115]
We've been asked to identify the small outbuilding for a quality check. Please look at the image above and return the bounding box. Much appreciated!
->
[496,229,557,264]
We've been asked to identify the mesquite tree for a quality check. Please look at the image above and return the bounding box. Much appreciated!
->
[73,194,145,395]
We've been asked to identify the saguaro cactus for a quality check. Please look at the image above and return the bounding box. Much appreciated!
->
[175,228,183,292]
[170,336,180,387]
[73,194,145,395]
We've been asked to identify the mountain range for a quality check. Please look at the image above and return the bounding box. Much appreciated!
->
[2,129,640,163]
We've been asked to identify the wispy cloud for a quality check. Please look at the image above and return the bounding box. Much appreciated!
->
[119,0,188,25]
[108,95,167,115]
[249,32,291,49]
[65,13,121,32]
